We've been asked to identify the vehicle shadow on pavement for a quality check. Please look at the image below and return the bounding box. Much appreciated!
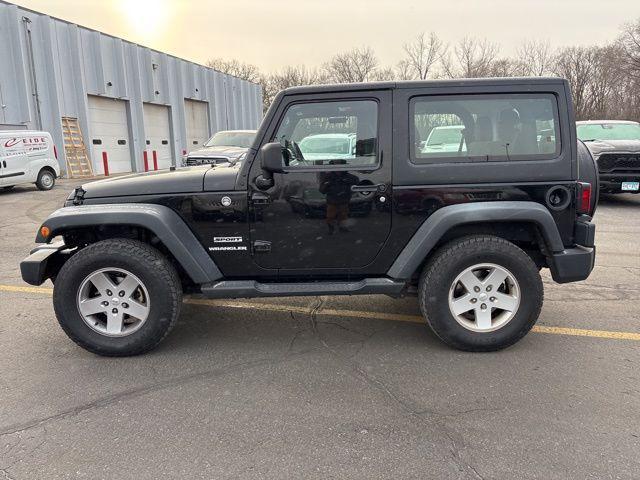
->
[598,193,640,207]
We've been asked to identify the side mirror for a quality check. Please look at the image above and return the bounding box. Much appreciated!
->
[255,142,285,190]
[260,142,285,173]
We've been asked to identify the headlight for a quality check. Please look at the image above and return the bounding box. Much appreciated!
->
[180,155,188,167]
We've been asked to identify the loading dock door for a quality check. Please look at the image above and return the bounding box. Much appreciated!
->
[143,103,172,169]
[88,96,132,174]
[184,100,209,151]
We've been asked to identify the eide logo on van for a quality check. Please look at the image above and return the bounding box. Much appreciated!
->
[3,137,47,148]
[4,138,21,148]
[3,136,49,155]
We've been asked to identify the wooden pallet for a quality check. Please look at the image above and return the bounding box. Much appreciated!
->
[61,117,93,178]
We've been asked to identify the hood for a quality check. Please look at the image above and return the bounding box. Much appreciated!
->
[187,145,247,159]
[77,165,239,200]
[583,139,640,156]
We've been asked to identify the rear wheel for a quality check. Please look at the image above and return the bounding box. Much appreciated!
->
[53,239,182,356]
[36,169,55,190]
[418,235,543,351]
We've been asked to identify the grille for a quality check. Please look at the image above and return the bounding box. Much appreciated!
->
[185,157,229,166]
[597,153,640,173]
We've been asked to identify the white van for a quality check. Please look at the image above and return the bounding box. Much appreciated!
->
[0,131,60,191]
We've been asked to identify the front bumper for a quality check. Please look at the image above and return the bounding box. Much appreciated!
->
[20,241,70,286]
[599,173,640,193]
[548,217,596,283]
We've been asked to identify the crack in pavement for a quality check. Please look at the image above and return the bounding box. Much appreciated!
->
[0,351,314,439]
[308,297,486,479]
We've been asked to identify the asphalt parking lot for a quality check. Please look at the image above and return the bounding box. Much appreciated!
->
[1,178,639,479]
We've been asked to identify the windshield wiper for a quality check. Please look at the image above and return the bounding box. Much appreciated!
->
[581,139,599,142]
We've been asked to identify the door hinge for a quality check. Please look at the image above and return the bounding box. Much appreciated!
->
[252,240,271,253]
[251,192,271,205]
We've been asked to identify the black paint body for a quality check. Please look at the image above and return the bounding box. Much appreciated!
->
[75,78,583,283]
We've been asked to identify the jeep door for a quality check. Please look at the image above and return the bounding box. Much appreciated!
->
[248,90,392,274]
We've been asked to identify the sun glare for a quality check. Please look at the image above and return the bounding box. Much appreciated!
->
[119,0,170,42]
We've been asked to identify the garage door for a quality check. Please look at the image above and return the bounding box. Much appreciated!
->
[88,96,132,174]
[184,100,209,151]
[143,103,173,170]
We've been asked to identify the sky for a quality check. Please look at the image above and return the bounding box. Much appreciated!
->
[10,0,640,73]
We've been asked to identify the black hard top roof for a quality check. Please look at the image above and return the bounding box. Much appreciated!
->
[282,77,567,95]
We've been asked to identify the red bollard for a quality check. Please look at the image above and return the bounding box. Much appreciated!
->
[143,150,149,172]
[102,151,109,176]
[152,150,158,170]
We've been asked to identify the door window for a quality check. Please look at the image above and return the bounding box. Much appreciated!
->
[411,94,560,163]
[274,100,378,168]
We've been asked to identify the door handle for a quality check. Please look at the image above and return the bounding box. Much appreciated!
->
[253,240,271,253]
[351,183,386,193]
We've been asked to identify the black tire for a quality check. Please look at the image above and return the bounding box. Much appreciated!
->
[418,235,543,352]
[35,169,56,191]
[53,239,182,356]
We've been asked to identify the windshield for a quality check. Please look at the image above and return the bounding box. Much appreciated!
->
[427,126,464,145]
[204,131,255,148]
[300,137,352,155]
[577,123,640,142]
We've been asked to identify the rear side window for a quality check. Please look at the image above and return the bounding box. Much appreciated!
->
[410,94,560,163]
[274,100,378,168]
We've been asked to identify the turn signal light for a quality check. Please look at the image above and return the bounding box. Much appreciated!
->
[40,225,51,239]
[577,182,592,215]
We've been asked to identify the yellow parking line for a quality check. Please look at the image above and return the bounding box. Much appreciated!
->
[0,284,53,295]
[2,283,640,342]
[532,325,640,341]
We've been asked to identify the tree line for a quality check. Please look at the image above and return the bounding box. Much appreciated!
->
[208,17,640,122]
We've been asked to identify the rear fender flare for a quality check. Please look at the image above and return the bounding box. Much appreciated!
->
[387,201,565,280]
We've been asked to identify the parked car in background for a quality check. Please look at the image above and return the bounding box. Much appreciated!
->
[298,133,356,161]
[576,120,640,194]
[0,131,59,191]
[182,130,256,167]
[421,125,466,154]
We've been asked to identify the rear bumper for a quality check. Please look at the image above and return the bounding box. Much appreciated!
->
[20,241,69,286]
[549,246,595,283]
[549,217,596,283]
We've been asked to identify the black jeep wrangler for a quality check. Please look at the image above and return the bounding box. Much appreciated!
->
[21,78,598,356]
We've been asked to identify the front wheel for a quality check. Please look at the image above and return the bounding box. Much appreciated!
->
[36,169,55,190]
[418,235,543,352]
[53,239,182,356]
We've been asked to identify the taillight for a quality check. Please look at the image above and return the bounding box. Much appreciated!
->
[53,145,58,160]
[577,182,592,214]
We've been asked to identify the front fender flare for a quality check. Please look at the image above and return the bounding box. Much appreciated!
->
[387,201,565,280]
[37,204,222,284]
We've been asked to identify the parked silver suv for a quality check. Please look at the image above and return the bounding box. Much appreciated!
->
[182,130,256,166]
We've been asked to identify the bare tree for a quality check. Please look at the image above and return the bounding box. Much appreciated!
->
[395,59,414,80]
[442,37,500,78]
[400,32,446,80]
[488,58,525,77]
[323,47,379,83]
[552,46,600,119]
[618,18,640,78]
[206,58,263,84]
[517,40,553,76]
[263,66,327,109]
[370,66,397,81]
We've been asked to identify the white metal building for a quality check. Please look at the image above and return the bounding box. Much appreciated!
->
[0,0,263,176]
